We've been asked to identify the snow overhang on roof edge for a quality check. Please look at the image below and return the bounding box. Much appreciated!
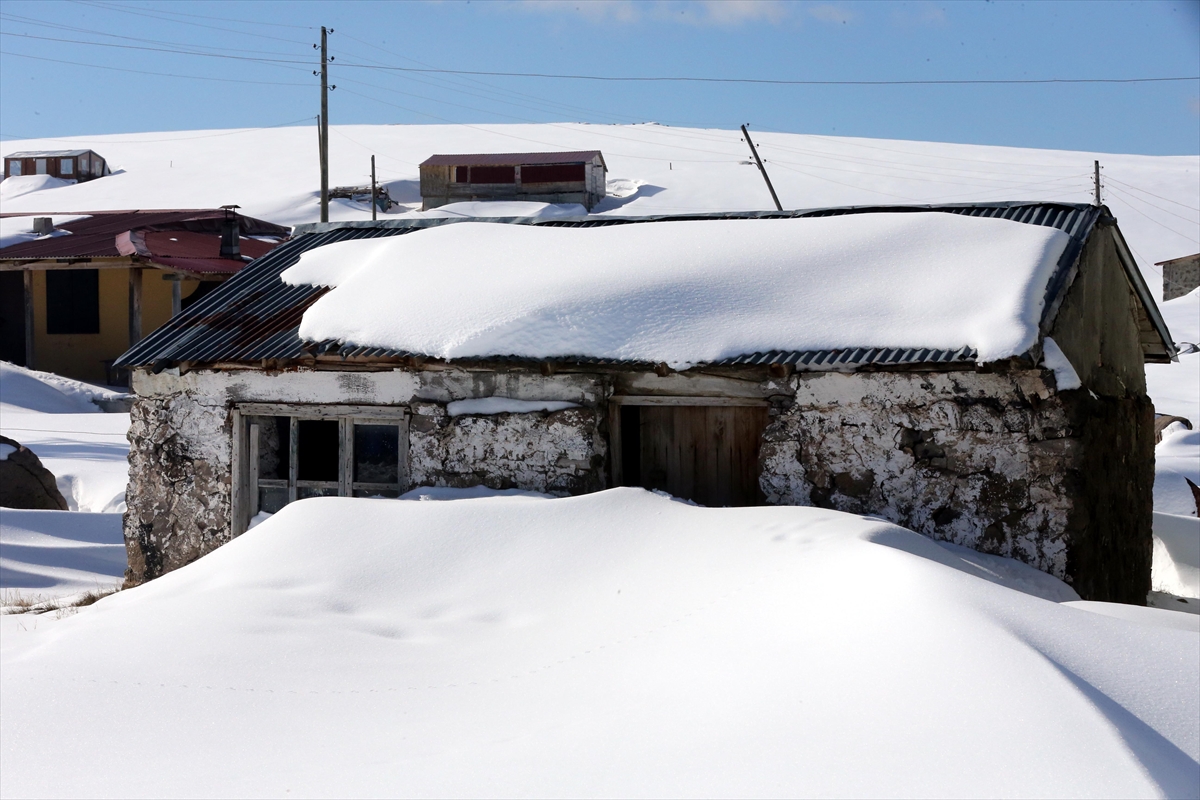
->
[118,202,1172,371]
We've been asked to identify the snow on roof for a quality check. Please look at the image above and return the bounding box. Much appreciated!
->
[4,149,95,158]
[282,213,1069,367]
[420,151,604,167]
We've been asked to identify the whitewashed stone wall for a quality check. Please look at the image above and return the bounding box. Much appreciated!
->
[759,369,1078,578]
[125,366,608,582]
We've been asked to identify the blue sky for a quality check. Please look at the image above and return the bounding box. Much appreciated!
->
[1,0,1197,154]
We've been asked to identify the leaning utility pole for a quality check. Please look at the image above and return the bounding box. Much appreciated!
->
[1093,160,1102,206]
[371,155,378,221]
[741,124,782,212]
[316,26,332,223]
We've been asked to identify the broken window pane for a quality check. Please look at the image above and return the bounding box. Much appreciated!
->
[258,487,288,514]
[354,424,399,484]
[353,488,401,499]
[255,416,289,480]
[297,419,339,482]
[298,486,339,500]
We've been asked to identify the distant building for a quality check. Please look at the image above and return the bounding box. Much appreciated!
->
[419,151,606,211]
[1157,253,1199,302]
[4,149,111,182]
[0,209,289,384]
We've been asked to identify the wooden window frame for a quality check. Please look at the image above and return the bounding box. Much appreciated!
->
[232,403,410,536]
[607,395,768,487]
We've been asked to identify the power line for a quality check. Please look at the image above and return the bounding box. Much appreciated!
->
[0,31,314,65]
[332,63,1200,86]
[1104,176,1200,213]
[1104,186,1199,226]
[0,50,310,87]
[74,0,315,32]
[1105,187,1200,244]
[0,116,317,145]
[0,12,307,56]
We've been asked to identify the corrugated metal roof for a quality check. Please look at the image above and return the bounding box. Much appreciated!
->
[0,210,290,275]
[420,151,605,168]
[116,202,1114,371]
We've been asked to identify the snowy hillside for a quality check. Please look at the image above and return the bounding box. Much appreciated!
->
[2,490,1196,798]
[2,123,1196,295]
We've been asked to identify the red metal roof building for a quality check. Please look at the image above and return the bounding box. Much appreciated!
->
[0,209,289,383]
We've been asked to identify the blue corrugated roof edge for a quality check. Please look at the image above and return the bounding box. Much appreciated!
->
[115,201,1174,371]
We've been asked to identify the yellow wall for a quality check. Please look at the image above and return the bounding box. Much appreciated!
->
[30,268,199,385]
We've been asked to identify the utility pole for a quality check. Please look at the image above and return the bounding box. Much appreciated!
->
[371,155,377,221]
[741,124,782,212]
[1093,160,1102,206]
[315,26,333,223]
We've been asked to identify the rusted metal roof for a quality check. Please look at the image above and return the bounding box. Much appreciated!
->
[117,201,1164,371]
[420,151,605,168]
[0,210,290,276]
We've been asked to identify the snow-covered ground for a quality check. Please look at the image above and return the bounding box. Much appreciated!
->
[0,363,130,514]
[1,123,1195,291]
[2,490,1197,798]
[0,508,125,608]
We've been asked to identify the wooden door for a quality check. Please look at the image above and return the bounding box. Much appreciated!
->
[628,405,768,507]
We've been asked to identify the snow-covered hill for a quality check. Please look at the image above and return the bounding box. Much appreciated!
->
[2,490,1196,798]
[2,123,1196,295]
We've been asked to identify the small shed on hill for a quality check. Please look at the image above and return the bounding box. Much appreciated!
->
[419,151,607,210]
[0,209,289,383]
[115,202,1175,604]
[1157,253,1199,302]
[4,149,110,181]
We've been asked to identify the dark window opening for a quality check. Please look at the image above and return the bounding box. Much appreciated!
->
[468,165,515,184]
[454,166,469,183]
[354,424,400,484]
[46,269,100,334]
[522,164,585,183]
[256,416,290,480]
[297,419,339,481]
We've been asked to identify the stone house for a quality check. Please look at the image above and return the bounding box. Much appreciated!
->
[115,202,1176,603]
[1157,253,1199,302]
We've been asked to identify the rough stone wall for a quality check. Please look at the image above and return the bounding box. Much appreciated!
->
[760,369,1080,580]
[124,390,233,584]
[410,403,606,495]
[125,366,608,583]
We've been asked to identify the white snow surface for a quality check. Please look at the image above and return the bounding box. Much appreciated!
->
[1152,513,1200,600]
[0,123,1194,291]
[446,397,581,416]
[0,508,125,605]
[399,200,588,219]
[0,213,89,250]
[0,174,76,201]
[1,490,1195,798]
[1155,423,1200,518]
[284,214,1068,366]
[0,363,130,513]
[1041,336,1082,391]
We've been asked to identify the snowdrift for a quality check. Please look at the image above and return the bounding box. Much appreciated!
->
[283,213,1067,366]
[2,490,1196,798]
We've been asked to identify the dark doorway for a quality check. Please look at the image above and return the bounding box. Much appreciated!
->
[0,272,26,365]
[617,403,769,507]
